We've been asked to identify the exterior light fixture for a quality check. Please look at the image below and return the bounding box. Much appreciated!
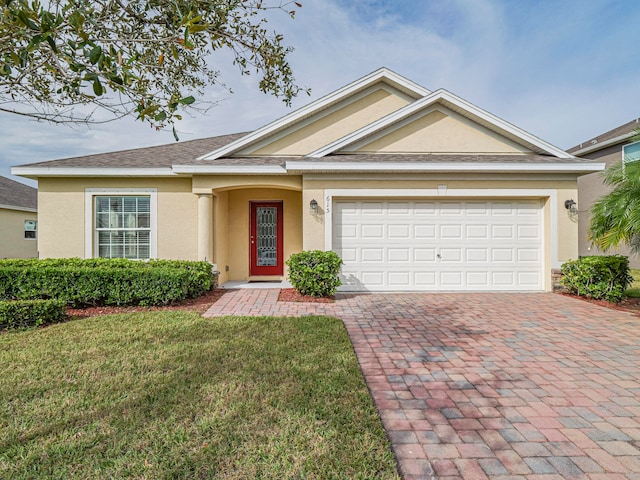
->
[309,199,319,215]
[564,199,577,214]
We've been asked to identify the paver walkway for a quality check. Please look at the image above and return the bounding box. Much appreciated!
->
[205,290,640,479]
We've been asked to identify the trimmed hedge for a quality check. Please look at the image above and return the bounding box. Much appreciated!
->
[287,250,343,298]
[0,299,66,330]
[0,258,216,307]
[561,255,632,303]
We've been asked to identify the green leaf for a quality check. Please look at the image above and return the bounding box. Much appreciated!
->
[92,78,103,96]
[89,45,101,64]
[179,95,195,105]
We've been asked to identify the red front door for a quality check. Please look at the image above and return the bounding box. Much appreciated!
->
[250,201,284,276]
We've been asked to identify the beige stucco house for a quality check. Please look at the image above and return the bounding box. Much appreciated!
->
[13,68,603,291]
[569,118,640,268]
[0,176,38,258]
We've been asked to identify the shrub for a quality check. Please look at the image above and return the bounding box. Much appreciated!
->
[286,250,343,297]
[0,299,66,330]
[561,255,632,303]
[0,258,216,307]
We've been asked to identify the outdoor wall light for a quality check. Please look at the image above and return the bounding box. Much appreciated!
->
[309,199,319,215]
[564,199,577,214]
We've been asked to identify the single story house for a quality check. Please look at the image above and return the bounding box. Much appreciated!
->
[13,68,604,291]
[568,119,640,268]
[0,176,38,258]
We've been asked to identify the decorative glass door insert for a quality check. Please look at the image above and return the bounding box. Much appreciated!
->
[250,202,283,276]
[256,207,278,266]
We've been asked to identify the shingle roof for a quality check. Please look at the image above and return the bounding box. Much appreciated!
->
[0,176,37,209]
[568,118,640,154]
[18,132,247,169]
[15,132,597,172]
[187,153,597,166]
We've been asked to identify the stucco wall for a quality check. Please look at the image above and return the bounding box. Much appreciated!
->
[0,208,38,258]
[352,109,531,154]
[37,177,198,259]
[248,88,411,156]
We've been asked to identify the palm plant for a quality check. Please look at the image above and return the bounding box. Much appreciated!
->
[589,130,640,253]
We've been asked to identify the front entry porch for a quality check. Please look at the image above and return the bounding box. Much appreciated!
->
[194,179,302,285]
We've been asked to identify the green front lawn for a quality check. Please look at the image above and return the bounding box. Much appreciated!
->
[626,269,640,298]
[0,312,399,479]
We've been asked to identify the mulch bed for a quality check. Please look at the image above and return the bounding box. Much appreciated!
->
[66,287,334,319]
[277,288,334,303]
[66,288,227,319]
[559,291,640,317]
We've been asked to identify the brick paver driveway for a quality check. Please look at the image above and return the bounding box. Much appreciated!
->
[205,291,640,479]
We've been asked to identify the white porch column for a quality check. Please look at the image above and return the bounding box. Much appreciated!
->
[197,193,213,262]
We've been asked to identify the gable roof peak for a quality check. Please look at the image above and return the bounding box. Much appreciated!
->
[307,87,573,159]
[197,67,431,161]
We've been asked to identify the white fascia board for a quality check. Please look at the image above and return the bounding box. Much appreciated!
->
[285,160,605,173]
[197,67,431,161]
[172,165,287,174]
[307,89,573,159]
[11,167,175,177]
[570,132,636,156]
[0,203,37,213]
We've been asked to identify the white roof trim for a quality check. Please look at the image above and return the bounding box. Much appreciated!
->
[12,167,176,177]
[570,132,636,156]
[172,165,287,174]
[285,160,605,173]
[197,67,431,161]
[307,89,573,159]
[0,203,37,213]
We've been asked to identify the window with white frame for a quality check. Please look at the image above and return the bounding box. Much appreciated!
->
[85,188,157,259]
[623,140,640,165]
[24,220,37,239]
[94,195,151,259]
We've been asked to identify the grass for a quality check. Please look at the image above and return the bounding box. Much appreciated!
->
[626,269,640,298]
[0,312,399,479]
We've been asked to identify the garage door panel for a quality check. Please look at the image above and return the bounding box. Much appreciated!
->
[388,224,410,238]
[362,224,384,238]
[466,224,489,239]
[467,271,490,287]
[440,271,464,287]
[517,225,540,239]
[517,248,539,262]
[388,202,411,214]
[415,271,437,286]
[518,272,541,286]
[388,272,411,287]
[336,224,358,239]
[414,225,436,238]
[333,199,543,291]
[440,202,463,215]
[492,248,514,262]
[414,202,437,215]
[388,248,410,262]
[466,249,488,262]
[440,224,463,239]
[492,271,516,286]
[361,248,384,262]
[414,248,436,262]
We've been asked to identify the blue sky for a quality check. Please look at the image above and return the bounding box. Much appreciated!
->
[3,0,640,186]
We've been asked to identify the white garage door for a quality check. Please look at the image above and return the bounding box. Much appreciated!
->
[332,199,543,291]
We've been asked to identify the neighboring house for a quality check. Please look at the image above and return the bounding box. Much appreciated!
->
[0,176,38,258]
[568,118,640,268]
[13,68,603,291]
